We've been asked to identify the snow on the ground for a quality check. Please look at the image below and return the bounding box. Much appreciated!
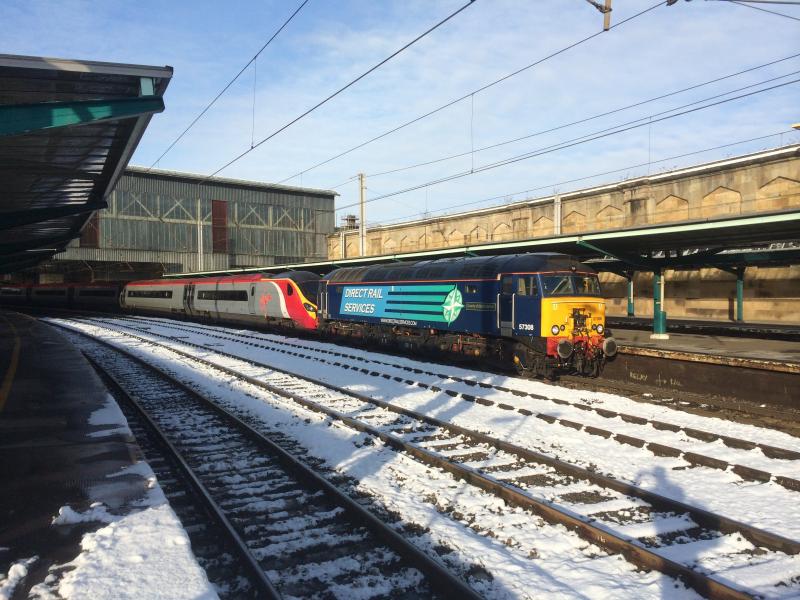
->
[76,316,800,542]
[87,394,132,438]
[54,318,707,599]
[52,503,117,526]
[171,318,800,453]
[17,355,218,600]
[39,505,217,600]
[0,557,37,600]
[32,472,216,600]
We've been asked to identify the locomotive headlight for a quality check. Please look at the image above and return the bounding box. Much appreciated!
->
[303,303,315,312]
[596,324,604,334]
[551,325,560,336]
[560,324,566,332]
[591,324,597,331]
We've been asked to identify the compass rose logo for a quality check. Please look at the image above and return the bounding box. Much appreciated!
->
[441,287,464,324]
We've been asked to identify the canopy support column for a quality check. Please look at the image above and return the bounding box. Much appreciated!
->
[626,273,635,317]
[651,269,669,340]
[736,267,745,322]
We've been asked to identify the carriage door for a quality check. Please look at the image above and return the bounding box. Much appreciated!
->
[319,281,328,318]
[248,284,256,315]
[513,275,539,335]
[184,284,194,314]
[498,275,514,336]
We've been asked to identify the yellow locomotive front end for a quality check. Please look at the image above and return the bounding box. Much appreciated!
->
[539,272,617,375]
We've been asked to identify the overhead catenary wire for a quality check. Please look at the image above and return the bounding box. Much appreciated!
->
[708,0,800,19]
[335,76,800,212]
[204,0,479,181]
[367,131,797,226]
[363,53,800,179]
[148,0,311,170]
[277,0,666,184]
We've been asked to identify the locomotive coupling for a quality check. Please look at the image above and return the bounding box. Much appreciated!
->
[602,337,618,357]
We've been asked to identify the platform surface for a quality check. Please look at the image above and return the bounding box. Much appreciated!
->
[613,327,800,365]
[0,311,150,591]
[608,316,800,340]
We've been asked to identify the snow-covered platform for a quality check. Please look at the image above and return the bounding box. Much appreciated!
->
[0,311,214,599]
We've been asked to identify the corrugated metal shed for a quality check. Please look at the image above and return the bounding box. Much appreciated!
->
[51,167,336,278]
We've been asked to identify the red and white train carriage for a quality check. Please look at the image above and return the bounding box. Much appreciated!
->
[121,272,319,330]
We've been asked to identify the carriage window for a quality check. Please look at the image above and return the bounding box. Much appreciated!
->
[128,289,172,299]
[250,287,254,297]
[197,290,247,301]
[501,276,513,294]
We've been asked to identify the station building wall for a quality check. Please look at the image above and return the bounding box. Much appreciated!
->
[328,147,800,323]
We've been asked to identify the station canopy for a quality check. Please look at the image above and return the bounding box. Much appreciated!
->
[166,208,800,278]
[0,54,172,274]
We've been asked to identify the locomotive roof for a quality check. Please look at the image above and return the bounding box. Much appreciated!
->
[324,253,594,283]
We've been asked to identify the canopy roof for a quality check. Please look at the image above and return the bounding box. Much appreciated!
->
[0,54,172,273]
[166,208,800,278]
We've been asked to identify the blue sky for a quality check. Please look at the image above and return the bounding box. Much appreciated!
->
[3,0,799,225]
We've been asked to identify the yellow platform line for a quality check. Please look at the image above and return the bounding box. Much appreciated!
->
[0,314,21,413]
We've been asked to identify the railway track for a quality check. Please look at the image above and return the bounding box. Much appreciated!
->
[53,316,800,599]
[73,329,479,600]
[114,315,800,489]
[26,306,800,421]
[88,355,269,598]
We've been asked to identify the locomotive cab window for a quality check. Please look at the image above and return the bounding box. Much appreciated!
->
[541,275,572,296]
[517,276,539,296]
[286,283,294,296]
[298,280,319,300]
[575,275,601,295]
[540,274,601,297]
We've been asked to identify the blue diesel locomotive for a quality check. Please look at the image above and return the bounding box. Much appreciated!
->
[318,253,617,377]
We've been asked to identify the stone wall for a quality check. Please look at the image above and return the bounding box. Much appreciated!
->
[328,147,800,323]
[601,267,800,323]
